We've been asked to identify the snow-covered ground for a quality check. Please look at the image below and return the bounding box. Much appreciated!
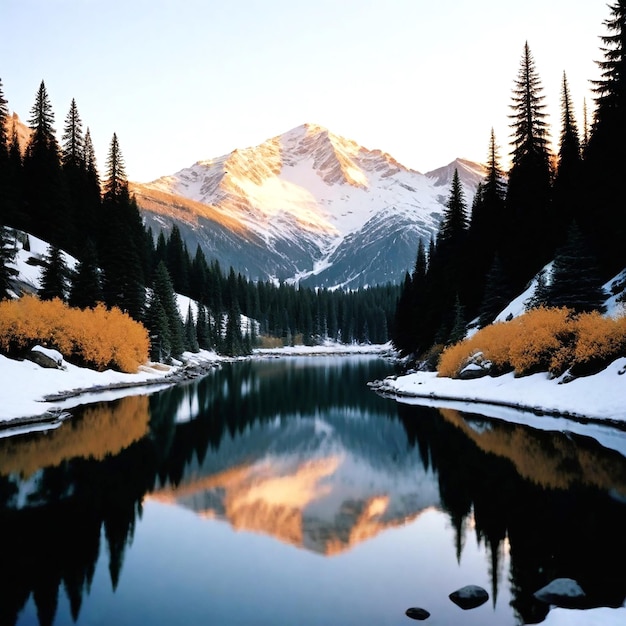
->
[0,343,389,431]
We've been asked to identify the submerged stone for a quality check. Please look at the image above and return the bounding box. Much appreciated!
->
[448,584,489,609]
[405,607,430,620]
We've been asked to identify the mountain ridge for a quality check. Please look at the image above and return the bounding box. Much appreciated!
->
[134,123,486,288]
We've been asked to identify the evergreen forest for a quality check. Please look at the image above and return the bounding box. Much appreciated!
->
[0,2,624,366]
[392,2,626,361]
[0,82,398,360]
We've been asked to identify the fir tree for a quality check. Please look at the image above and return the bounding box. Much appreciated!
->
[39,244,69,301]
[23,81,69,246]
[68,240,103,308]
[467,130,507,314]
[0,225,18,300]
[545,222,607,313]
[0,79,12,226]
[524,268,550,311]
[150,261,184,359]
[478,254,514,328]
[195,304,212,350]
[552,72,583,245]
[505,43,553,288]
[184,303,199,352]
[99,134,146,319]
[145,292,172,363]
[584,1,626,273]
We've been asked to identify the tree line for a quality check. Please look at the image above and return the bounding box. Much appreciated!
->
[392,2,626,359]
[0,84,398,361]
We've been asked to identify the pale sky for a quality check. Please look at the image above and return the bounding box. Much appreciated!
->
[1,0,610,182]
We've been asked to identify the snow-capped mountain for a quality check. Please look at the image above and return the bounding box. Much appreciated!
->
[133,124,486,288]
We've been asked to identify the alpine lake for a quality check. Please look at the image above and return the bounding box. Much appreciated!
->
[1,354,626,626]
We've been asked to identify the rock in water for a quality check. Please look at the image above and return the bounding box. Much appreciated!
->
[405,607,430,620]
[448,585,489,609]
[533,578,586,607]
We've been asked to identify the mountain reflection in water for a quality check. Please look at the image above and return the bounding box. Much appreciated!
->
[0,356,625,626]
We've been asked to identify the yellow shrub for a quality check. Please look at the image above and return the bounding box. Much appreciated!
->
[438,307,626,379]
[0,295,149,373]
[571,312,626,372]
[507,307,573,376]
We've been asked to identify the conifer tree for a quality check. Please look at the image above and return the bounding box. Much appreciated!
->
[545,222,607,313]
[145,292,172,363]
[584,1,626,273]
[99,134,145,319]
[195,304,212,350]
[0,225,18,300]
[149,261,184,360]
[68,240,103,308]
[505,43,553,289]
[23,81,69,246]
[478,254,514,328]
[6,119,23,227]
[467,130,507,313]
[552,72,583,245]
[524,268,550,311]
[0,79,12,226]
[184,303,199,352]
[39,244,69,301]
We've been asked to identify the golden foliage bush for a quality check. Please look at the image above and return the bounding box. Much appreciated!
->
[438,307,626,379]
[0,295,149,372]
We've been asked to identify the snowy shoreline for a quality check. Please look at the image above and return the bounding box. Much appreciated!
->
[0,343,392,435]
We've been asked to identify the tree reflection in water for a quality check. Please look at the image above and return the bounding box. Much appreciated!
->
[0,357,625,626]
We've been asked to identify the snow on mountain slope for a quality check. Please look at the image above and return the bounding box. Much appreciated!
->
[135,123,486,287]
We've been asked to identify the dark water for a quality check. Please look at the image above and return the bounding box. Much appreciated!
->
[1,355,626,626]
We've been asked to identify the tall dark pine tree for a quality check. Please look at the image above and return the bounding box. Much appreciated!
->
[584,1,626,274]
[552,72,583,246]
[22,81,69,247]
[0,78,11,225]
[6,119,24,227]
[98,133,145,319]
[148,261,184,361]
[0,225,18,300]
[68,240,103,309]
[61,99,91,252]
[467,129,507,314]
[39,244,69,301]
[420,169,469,349]
[545,222,607,313]
[505,43,553,289]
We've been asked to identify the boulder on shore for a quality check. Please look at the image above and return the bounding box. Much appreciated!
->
[25,345,65,370]
[534,578,587,607]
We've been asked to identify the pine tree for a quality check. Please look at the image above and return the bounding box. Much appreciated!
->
[184,303,199,352]
[546,222,607,313]
[68,240,103,308]
[0,79,12,226]
[99,134,145,319]
[478,254,514,327]
[195,303,212,350]
[39,244,69,301]
[552,72,583,245]
[584,1,626,274]
[23,81,69,246]
[150,261,184,359]
[467,130,507,314]
[103,132,127,202]
[524,268,550,311]
[505,43,553,289]
[145,292,172,363]
[0,225,18,300]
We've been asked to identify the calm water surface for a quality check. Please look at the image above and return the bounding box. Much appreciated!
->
[1,355,626,626]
